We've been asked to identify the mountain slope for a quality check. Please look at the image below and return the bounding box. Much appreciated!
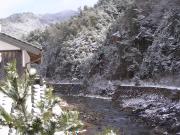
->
[93,0,180,85]
[25,0,129,80]
[0,11,77,38]
[24,0,180,86]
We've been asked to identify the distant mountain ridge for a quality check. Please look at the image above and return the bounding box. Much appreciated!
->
[0,10,78,38]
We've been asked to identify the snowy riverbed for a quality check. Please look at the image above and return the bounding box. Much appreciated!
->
[115,93,180,134]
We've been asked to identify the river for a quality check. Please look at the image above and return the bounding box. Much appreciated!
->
[56,94,153,135]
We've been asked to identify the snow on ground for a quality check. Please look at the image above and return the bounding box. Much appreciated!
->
[0,84,45,135]
[116,81,180,90]
[89,79,180,96]
[0,92,17,135]
[120,94,180,134]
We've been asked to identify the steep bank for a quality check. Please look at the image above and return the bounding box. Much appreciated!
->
[88,0,180,86]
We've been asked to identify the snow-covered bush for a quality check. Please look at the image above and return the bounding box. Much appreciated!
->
[0,62,83,135]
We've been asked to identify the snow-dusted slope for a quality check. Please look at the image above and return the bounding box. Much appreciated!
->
[0,11,77,39]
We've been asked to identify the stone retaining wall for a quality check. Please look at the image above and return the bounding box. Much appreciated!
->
[48,83,85,95]
[113,86,180,101]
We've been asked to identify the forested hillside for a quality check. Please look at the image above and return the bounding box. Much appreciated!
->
[26,0,180,86]
[26,0,131,80]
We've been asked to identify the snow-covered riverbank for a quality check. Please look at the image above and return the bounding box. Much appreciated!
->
[113,85,180,134]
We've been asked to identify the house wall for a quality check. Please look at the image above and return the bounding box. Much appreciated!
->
[22,50,30,69]
[0,50,22,79]
[0,40,20,50]
[0,40,32,79]
[0,38,40,79]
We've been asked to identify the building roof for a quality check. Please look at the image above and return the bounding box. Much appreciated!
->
[0,32,42,64]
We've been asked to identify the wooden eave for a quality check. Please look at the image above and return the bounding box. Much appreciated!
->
[28,52,42,64]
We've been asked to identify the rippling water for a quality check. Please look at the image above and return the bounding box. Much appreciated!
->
[57,94,153,135]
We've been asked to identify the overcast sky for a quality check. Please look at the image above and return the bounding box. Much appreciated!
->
[0,0,99,18]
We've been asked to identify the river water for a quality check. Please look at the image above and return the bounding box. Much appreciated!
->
[57,94,153,135]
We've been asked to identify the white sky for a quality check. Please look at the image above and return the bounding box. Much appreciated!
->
[0,0,99,18]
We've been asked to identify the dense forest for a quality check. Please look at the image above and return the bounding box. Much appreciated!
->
[26,0,180,87]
